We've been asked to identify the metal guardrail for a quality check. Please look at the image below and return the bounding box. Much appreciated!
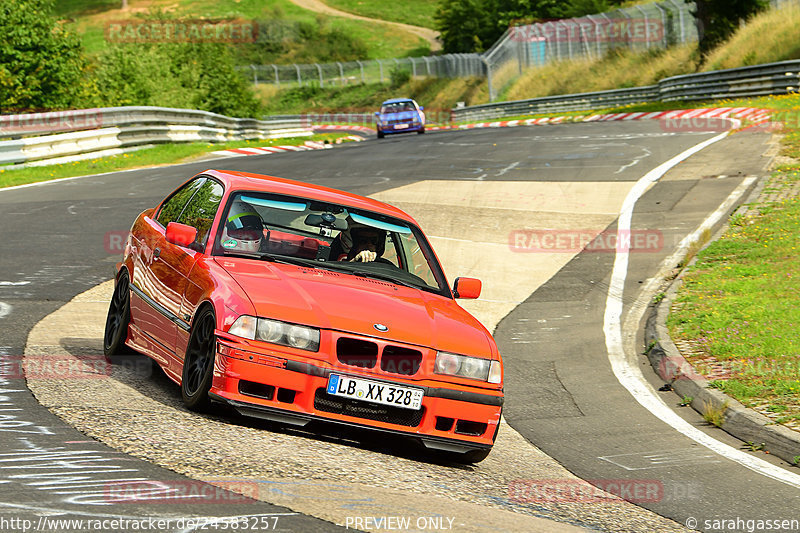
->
[452,60,800,122]
[2,60,798,166]
[0,106,311,166]
[451,86,660,122]
[658,61,800,101]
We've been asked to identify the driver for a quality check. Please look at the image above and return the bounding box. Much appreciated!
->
[221,199,263,253]
[347,225,386,262]
[330,220,386,262]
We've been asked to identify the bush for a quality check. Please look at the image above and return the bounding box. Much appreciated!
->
[390,67,411,89]
[93,41,262,117]
[0,0,92,111]
[232,15,369,65]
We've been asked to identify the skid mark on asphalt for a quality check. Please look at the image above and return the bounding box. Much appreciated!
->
[23,277,682,530]
[599,449,722,471]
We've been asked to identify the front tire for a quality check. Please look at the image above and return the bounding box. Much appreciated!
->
[417,127,425,134]
[377,130,385,139]
[181,307,216,411]
[104,271,131,357]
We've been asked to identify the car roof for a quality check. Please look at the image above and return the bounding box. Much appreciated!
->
[201,169,418,224]
[381,98,416,104]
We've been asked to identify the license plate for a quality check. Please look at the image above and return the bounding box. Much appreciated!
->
[394,124,409,129]
[327,374,423,410]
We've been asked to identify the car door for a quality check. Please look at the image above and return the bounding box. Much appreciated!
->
[134,178,207,355]
[154,178,224,365]
[167,179,225,366]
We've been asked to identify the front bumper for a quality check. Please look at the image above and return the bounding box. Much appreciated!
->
[377,123,424,135]
[211,338,503,452]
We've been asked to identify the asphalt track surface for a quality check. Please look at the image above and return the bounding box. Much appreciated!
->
[1,121,798,532]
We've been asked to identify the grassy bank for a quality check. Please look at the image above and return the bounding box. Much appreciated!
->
[56,0,430,61]
[667,93,800,432]
[323,0,438,29]
[503,4,800,103]
[257,76,489,117]
[0,134,350,189]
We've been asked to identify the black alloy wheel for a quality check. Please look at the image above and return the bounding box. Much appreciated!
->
[103,271,131,357]
[181,307,217,411]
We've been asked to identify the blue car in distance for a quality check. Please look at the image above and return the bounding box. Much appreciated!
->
[375,98,426,139]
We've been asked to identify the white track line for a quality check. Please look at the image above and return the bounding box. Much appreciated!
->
[604,131,800,488]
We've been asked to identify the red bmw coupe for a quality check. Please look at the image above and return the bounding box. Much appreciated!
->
[104,170,503,462]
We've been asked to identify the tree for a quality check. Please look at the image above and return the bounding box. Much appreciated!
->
[435,0,632,54]
[695,0,768,56]
[0,0,90,111]
[435,0,497,53]
[94,41,262,118]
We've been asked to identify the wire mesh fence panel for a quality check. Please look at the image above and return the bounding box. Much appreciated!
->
[239,1,698,100]
[239,53,486,88]
[484,0,698,100]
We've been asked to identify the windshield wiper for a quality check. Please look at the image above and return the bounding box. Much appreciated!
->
[351,270,421,289]
[223,251,318,268]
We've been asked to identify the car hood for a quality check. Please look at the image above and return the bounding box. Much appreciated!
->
[215,258,493,357]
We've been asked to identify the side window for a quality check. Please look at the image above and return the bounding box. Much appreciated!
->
[177,180,224,245]
[157,178,205,227]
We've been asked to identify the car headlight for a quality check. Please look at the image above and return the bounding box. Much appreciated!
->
[434,351,502,383]
[229,315,320,352]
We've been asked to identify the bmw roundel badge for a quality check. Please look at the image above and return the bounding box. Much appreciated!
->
[373,323,389,332]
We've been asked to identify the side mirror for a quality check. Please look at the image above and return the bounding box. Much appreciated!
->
[419,106,424,111]
[374,111,380,116]
[166,222,198,248]
[453,277,481,299]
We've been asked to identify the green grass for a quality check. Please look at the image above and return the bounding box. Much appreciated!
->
[323,0,439,29]
[257,76,487,118]
[665,93,800,428]
[504,4,800,104]
[702,5,800,70]
[53,0,120,18]
[0,134,349,189]
[60,0,429,60]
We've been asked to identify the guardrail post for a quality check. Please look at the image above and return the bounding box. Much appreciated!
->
[250,65,258,85]
[295,64,301,86]
[423,56,431,76]
[272,65,279,87]
[337,62,344,85]
[378,59,384,83]
[315,63,324,87]
[410,57,417,77]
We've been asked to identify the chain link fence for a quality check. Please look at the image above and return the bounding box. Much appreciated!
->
[482,0,699,100]
[241,54,485,88]
[239,0,712,102]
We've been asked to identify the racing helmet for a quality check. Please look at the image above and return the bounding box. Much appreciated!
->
[221,199,263,253]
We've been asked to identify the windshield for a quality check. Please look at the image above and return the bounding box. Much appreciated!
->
[380,101,415,114]
[213,191,448,295]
